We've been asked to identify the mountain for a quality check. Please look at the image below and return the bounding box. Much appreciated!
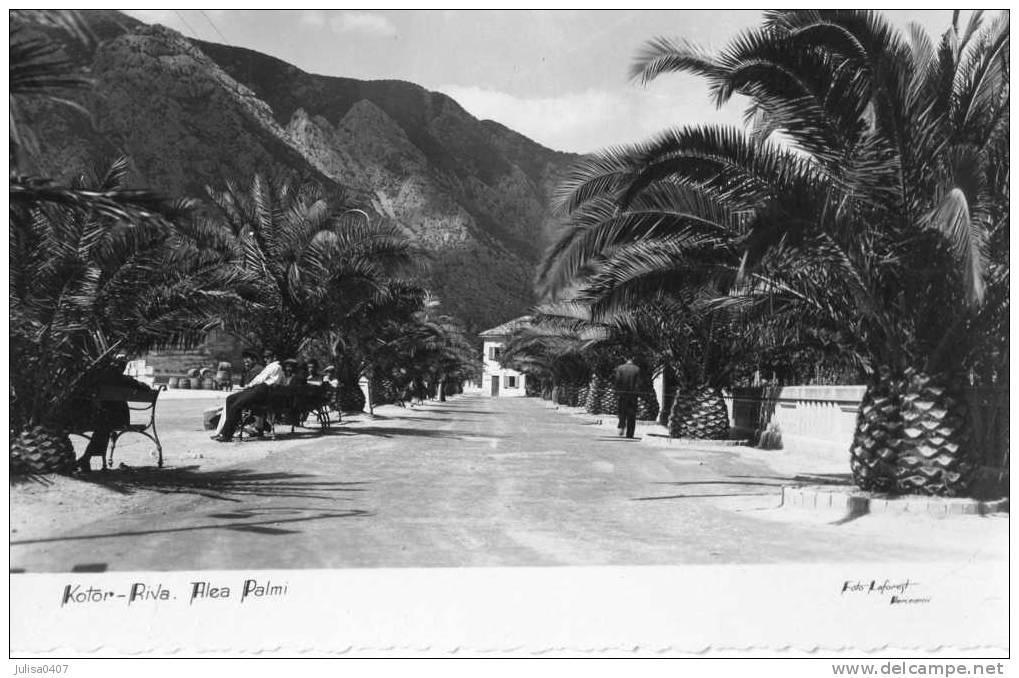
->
[15,10,579,334]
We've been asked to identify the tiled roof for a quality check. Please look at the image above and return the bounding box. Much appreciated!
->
[478,315,532,338]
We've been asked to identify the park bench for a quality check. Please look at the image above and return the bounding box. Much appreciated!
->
[73,384,166,469]
[236,383,335,441]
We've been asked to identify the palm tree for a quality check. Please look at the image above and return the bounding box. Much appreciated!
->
[540,156,779,437]
[503,304,663,420]
[635,10,1008,495]
[541,10,1007,494]
[329,280,429,414]
[205,173,414,359]
[364,295,481,407]
[411,311,481,402]
[8,13,256,474]
[501,311,595,407]
[10,157,248,473]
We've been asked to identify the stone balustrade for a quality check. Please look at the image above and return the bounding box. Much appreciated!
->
[725,385,868,458]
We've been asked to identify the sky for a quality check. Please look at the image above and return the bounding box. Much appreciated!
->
[125,9,965,154]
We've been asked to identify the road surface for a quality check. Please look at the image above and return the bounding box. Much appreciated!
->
[9,394,1006,572]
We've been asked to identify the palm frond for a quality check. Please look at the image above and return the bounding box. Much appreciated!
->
[923,187,987,306]
[630,36,725,87]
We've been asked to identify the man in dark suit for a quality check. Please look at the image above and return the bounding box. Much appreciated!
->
[76,354,153,473]
[614,357,641,439]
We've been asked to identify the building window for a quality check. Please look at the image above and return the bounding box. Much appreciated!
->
[505,376,517,388]
[488,346,502,361]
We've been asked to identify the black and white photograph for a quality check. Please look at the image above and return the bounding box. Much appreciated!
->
[8,7,1010,661]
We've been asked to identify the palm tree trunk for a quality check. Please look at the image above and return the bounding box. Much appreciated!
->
[10,425,75,474]
[365,366,375,416]
[585,373,604,414]
[597,369,618,416]
[850,368,973,496]
[658,364,677,427]
[668,384,729,439]
[577,382,589,409]
[637,373,660,421]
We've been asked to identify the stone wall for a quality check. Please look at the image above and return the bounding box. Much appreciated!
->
[725,385,868,458]
[725,384,1008,495]
[141,330,245,383]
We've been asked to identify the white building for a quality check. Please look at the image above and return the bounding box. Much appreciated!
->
[478,317,530,397]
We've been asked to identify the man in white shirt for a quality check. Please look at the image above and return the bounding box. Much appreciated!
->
[212,349,283,441]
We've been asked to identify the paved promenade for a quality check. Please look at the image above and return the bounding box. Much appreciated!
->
[9,394,1006,572]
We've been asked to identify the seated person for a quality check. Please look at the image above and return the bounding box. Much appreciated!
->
[273,359,314,425]
[281,358,308,386]
[211,349,283,442]
[239,349,264,388]
[283,379,336,427]
[207,348,266,431]
[76,354,153,473]
[304,358,320,385]
[321,366,340,412]
[236,348,267,432]
[412,377,428,405]
[321,365,339,389]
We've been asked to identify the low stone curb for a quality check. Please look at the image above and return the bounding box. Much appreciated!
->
[782,485,1009,517]
[544,400,1008,518]
[640,434,747,448]
[548,403,748,448]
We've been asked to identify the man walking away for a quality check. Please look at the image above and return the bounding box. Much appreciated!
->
[614,357,641,439]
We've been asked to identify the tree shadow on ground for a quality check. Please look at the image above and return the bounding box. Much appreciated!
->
[9,473,57,488]
[644,432,748,443]
[10,504,373,548]
[728,472,854,486]
[196,427,350,443]
[420,409,492,416]
[375,414,461,423]
[70,466,370,502]
[342,413,394,421]
[634,476,792,501]
[336,426,502,441]
[653,479,788,487]
[260,431,344,441]
[632,491,781,501]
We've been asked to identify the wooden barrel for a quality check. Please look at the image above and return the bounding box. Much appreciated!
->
[178,377,191,389]
[202,378,216,390]
[190,377,203,389]
[167,376,180,389]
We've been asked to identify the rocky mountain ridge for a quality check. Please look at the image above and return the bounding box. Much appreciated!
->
[18,10,579,333]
